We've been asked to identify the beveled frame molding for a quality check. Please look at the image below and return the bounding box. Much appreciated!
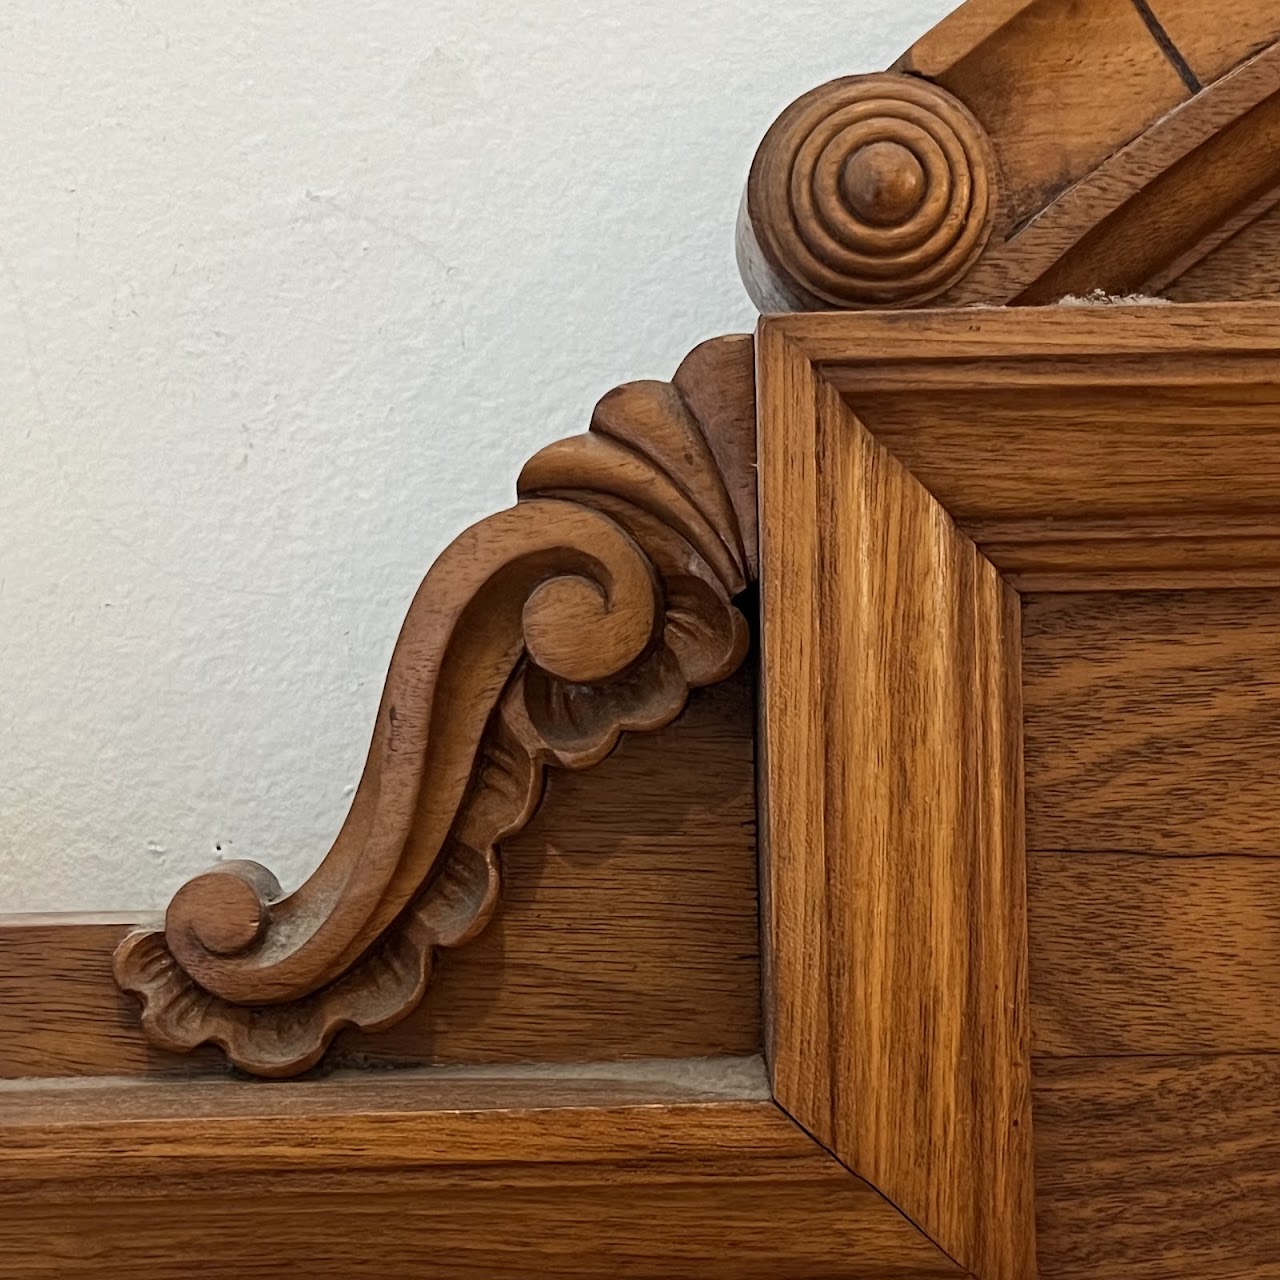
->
[758,299,1280,1278]
[1,1059,968,1279]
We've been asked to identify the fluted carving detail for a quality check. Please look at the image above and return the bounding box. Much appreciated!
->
[113,335,757,1077]
[740,73,997,311]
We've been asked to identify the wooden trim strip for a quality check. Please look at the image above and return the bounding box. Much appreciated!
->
[772,304,1280,593]
[0,1063,964,1280]
[758,323,1035,1280]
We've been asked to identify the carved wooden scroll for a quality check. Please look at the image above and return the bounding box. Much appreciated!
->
[113,336,757,1077]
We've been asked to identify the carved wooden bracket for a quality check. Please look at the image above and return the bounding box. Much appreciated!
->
[113,336,757,1077]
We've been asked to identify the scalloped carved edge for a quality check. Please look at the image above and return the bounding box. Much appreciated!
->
[113,335,758,1078]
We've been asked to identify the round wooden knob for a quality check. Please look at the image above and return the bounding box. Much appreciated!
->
[741,73,997,310]
[840,141,927,226]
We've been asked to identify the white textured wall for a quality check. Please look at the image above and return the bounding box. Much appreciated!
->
[0,0,951,911]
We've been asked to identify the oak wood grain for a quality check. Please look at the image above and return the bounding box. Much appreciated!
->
[0,1066,963,1280]
[1029,851,1280,1055]
[1167,196,1280,301]
[1034,1053,1280,1279]
[905,0,1191,228]
[1144,0,1280,84]
[773,304,1280,591]
[0,677,761,1079]
[1023,590,1280,855]
[758,325,1035,1280]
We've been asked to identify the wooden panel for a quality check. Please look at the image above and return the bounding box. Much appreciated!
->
[1023,590,1280,854]
[899,0,1190,226]
[0,676,761,1079]
[758,329,1034,1280]
[955,43,1280,306]
[1167,198,1280,301]
[0,917,217,1079]
[1029,852,1280,1054]
[1146,0,1280,84]
[774,305,1280,590]
[0,1066,963,1280]
[1034,1054,1280,1279]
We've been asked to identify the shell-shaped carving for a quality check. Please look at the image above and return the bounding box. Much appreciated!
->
[743,73,997,309]
[112,335,757,1078]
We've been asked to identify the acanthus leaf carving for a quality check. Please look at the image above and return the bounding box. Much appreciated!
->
[113,334,758,1078]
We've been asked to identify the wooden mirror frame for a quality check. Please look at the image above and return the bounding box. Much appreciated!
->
[6,1,1280,1276]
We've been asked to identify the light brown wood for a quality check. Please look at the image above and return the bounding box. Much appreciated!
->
[17,5,1280,1272]
[951,41,1280,304]
[0,917,215,1080]
[903,0,1191,228]
[1023,589,1280,854]
[1144,0,1280,84]
[760,303,1280,1278]
[739,73,998,311]
[111,335,758,1078]
[1167,197,1280,301]
[1,677,761,1079]
[1029,852,1280,1055]
[891,0,1038,80]
[1034,1054,1280,1279]
[775,301,1280,1277]
[0,1064,964,1280]
[775,304,1280,591]
[742,0,1193,311]
[742,0,1280,313]
[757,324,1035,1280]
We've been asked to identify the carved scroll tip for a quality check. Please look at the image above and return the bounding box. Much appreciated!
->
[166,860,280,958]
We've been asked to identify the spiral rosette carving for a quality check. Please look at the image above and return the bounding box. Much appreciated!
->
[113,335,757,1077]
[742,73,997,310]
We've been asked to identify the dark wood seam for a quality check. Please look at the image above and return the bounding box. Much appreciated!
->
[1130,0,1203,93]
[766,1099,976,1278]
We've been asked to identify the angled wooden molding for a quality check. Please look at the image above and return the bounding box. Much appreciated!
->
[757,320,1036,1280]
[739,0,1280,311]
[113,335,758,1077]
[757,299,1280,1280]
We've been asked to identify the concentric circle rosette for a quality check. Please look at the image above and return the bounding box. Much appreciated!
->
[746,74,997,309]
